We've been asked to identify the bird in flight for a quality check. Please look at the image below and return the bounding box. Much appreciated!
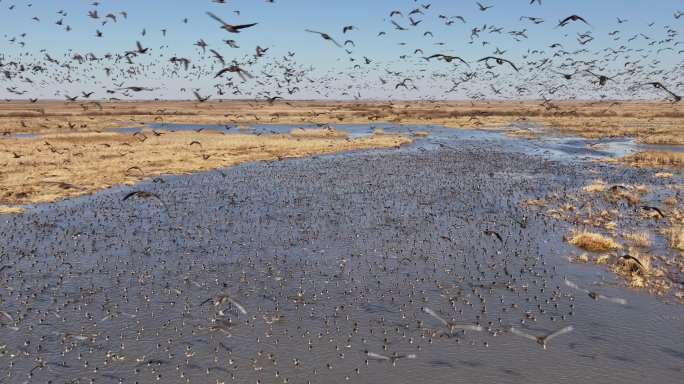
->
[557,15,591,28]
[564,279,627,305]
[422,307,484,334]
[476,2,493,11]
[305,29,342,47]
[510,326,574,349]
[206,12,257,33]
[478,56,519,72]
[424,54,469,66]
[639,82,681,102]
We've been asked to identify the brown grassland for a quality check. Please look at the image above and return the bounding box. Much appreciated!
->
[0,100,682,138]
[1,100,683,212]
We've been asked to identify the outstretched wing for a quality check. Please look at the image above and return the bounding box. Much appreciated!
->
[423,307,448,326]
[206,11,229,26]
[564,279,589,294]
[598,295,627,305]
[510,327,538,342]
[545,325,574,341]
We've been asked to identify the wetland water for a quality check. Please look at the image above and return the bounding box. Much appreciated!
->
[1,125,683,383]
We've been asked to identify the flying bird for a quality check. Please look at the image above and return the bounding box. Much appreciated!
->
[206,12,257,33]
[305,29,342,47]
[510,326,574,349]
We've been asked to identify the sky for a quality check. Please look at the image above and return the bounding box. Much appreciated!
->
[0,0,682,100]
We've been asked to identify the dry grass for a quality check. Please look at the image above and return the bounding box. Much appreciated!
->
[639,134,684,145]
[1,100,683,143]
[568,230,622,252]
[0,131,411,207]
[654,172,674,178]
[622,151,684,168]
[582,180,607,193]
[667,226,684,252]
[622,231,652,248]
[0,206,24,215]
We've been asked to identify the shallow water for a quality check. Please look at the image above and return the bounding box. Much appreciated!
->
[1,126,684,383]
[108,122,684,161]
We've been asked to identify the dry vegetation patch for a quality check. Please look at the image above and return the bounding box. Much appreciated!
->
[0,131,411,208]
[568,230,621,252]
[622,151,684,168]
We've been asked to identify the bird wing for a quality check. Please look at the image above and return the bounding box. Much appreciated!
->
[210,50,225,65]
[545,325,574,341]
[227,296,248,315]
[598,295,627,305]
[451,323,484,332]
[455,57,470,66]
[234,23,258,30]
[329,37,343,48]
[122,191,140,201]
[206,11,229,26]
[215,68,229,78]
[423,307,448,326]
[564,279,589,294]
[502,59,519,72]
[366,351,390,361]
[510,327,538,342]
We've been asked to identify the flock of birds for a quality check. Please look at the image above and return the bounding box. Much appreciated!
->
[0,1,683,382]
[0,0,681,101]
[1,136,661,383]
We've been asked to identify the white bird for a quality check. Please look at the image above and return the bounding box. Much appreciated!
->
[422,307,484,333]
[510,326,574,349]
[201,294,247,315]
[365,351,416,365]
[565,279,627,305]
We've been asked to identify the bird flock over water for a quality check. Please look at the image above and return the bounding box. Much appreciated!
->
[0,0,681,101]
[1,140,660,383]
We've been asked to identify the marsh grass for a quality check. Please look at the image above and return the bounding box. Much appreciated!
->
[0,206,24,215]
[0,131,411,207]
[582,180,606,193]
[622,231,652,248]
[568,230,622,252]
[667,226,684,252]
[622,151,684,168]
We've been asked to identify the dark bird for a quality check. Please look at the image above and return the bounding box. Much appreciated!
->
[640,82,681,102]
[304,29,342,47]
[478,56,519,72]
[193,91,210,102]
[557,15,590,28]
[425,54,469,66]
[476,2,493,11]
[215,64,253,81]
[206,12,258,33]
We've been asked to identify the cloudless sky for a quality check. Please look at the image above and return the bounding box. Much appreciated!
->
[0,0,682,100]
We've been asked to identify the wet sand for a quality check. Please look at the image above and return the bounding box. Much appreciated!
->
[1,131,683,383]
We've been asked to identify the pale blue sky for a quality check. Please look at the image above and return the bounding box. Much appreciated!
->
[0,0,682,100]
